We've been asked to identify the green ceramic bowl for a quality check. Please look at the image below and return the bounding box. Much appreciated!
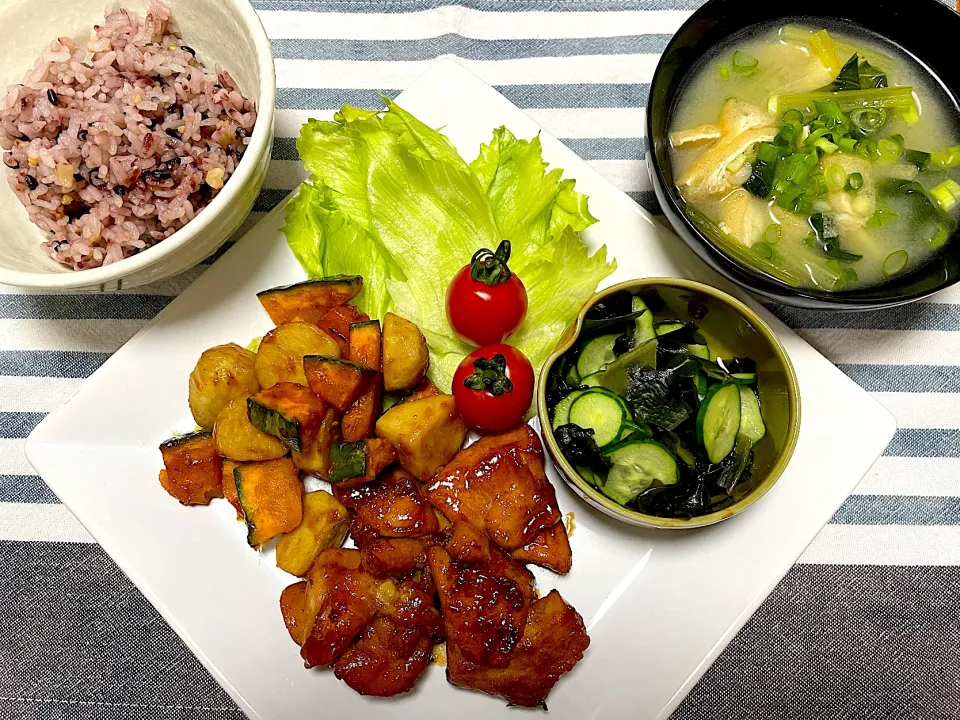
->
[537,277,801,529]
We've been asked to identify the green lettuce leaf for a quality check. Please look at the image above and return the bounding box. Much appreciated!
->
[284,101,616,394]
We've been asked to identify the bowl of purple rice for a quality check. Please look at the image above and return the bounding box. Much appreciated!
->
[0,0,275,291]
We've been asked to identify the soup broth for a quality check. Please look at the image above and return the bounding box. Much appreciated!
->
[669,23,960,291]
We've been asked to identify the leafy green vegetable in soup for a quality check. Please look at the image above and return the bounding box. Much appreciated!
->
[283,100,615,393]
[670,25,960,291]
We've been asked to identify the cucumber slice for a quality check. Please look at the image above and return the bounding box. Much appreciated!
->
[576,334,619,378]
[730,371,758,384]
[569,390,627,447]
[686,343,710,360]
[602,440,679,505]
[552,389,587,430]
[576,465,602,488]
[655,321,685,336]
[693,373,709,403]
[581,371,605,387]
[564,362,581,387]
[696,383,742,464]
[738,386,766,444]
[632,296,655,347]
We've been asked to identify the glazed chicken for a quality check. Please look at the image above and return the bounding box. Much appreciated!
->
[335,467,439,544]
[447,589,590,708]
[425,424,572,574]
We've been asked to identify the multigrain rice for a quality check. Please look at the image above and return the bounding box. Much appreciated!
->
[0,0,257,270]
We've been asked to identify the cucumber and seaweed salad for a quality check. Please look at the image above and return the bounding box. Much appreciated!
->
[546,289,767,519]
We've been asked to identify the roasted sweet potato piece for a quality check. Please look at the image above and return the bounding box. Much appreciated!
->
[397,377,440,405]
[291,406,341,478]
[511,522,572,575]
[375,395,467,482]
[360,538,427,578]
[234,457,302,547]
[247,382,328,452]
[159,431,223,505]
[221,459,243,519]
[382,312,429,392]
[333,616,432,697]
[447,590,590,707]
[303,356,377,412]
[319,304,370,356]
[329,438,397,487]
[425,425,561,551]
[276,490,349,576]
[428,544,535,669]
[213,394,288,462]
[349,320,382,370]
[257,276,363,326]
[188,343,260,429]
[335,468,439,544]
[280,580,313,645]
[255,322,340,389]
[447,522,491,563]
[300,549,382,668]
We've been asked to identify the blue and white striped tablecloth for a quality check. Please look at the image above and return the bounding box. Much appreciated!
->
[2,1,959,718]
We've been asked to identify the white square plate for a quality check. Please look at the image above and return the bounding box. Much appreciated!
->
[26,60,896,719]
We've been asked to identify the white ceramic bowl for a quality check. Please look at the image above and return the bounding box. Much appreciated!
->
[0,0,275,291]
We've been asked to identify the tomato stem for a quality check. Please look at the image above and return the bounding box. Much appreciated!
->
[463,353,513,395]
[469,240,513,285]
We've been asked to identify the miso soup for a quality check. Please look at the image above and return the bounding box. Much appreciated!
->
[669,23,960,291]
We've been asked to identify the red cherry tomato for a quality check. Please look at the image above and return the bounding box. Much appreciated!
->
[452,344,534,432]
[446,240,528,347]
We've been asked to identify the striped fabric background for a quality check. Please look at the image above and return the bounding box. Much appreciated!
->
[2,1,959,718]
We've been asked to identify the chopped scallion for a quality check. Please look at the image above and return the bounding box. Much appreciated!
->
[849,107,887,136]
[752,241,774,259]
[732,51,759,74]
[882,250,908,277]
[931,179,960,211]
[763,223,781,245]
[825,164,847,191]
[846,172,864,191]
[718,63,730,81]
[865,209,899,229]
[928,146,960,170]
[837,137,858,154]
[813,137,838,154]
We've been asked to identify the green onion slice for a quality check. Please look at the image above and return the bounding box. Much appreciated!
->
[763,223,781,245]
[732,51,759,74]
[846,172,864,191]
[882,250,908,277]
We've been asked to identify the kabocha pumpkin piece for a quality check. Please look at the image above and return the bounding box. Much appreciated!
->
[234,457,303,547]
[257,276,363,325]
[255,322,340,389]
[158,431,223,505]
[342,320,383,441]
[213,394,288,462]
[291,406,341,478]
[382,312,429,392]
[303,356,377,412]
[318,304,370,356]
[329,438,397,487]
[276,490,349,576]
[280,580,313,645]
[375,394,468,482]
[188,343,260,429]
[221,459,243,519]
[247,382,328,452]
